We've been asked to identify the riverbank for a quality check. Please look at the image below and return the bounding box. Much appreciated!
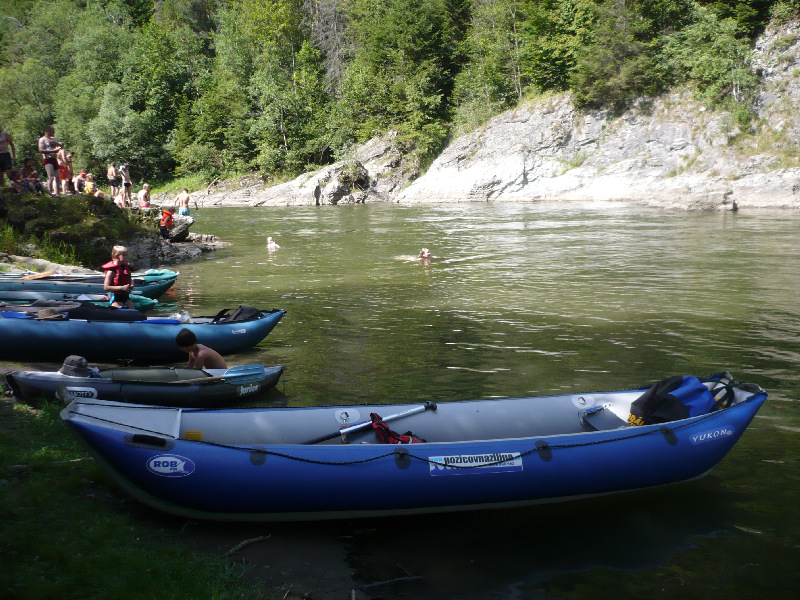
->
[192,21,800,212]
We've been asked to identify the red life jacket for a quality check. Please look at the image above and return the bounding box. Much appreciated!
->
[101,260,132,287]
[370,413,426,444]
[160,210,173,227]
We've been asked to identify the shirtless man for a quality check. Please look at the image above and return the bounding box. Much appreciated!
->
[0,129,16,187]
[72,171,87,194]
[106,163,118,198]
[174,188,198,215]
[38,126,62,195]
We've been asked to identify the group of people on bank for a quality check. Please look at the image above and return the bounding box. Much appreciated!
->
[1,125,199,218]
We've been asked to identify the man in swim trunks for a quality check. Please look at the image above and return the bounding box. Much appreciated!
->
[174,188,198,215]
[38,126,62,195]
[107,162,118,198]
[0,129,16,187]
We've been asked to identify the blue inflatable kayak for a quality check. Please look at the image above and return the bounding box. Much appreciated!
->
[0,305,286,362]
[60,372,766,521]
[0,269,178,299]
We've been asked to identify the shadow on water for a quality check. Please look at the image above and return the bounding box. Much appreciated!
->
[341,480,736,599]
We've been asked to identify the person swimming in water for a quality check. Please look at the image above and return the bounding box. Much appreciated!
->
[267,236,281,251]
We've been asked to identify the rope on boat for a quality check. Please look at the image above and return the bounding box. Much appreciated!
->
[68,393,757,469]
[161,409,727,468]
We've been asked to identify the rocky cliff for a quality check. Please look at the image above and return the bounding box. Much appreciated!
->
[201,20,800,211]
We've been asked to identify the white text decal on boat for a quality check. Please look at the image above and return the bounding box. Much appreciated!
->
[237,384,260,396]
[429,452,523,476]
[690,426,735,445]
[62,386,98,399]
[146,455,196,477]
[232,328,247,334]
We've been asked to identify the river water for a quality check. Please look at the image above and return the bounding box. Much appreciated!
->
[163,203,798,599]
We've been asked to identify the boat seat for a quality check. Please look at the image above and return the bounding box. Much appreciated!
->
[580,404,629,431]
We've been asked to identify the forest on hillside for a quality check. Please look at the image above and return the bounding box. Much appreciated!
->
[1,0,798,185]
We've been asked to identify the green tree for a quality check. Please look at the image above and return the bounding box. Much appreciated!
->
[662,3,758,105]
[570,1,662,111]
[330,0,466,159]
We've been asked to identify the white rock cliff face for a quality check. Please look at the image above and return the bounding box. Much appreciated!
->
[203,21,800,210]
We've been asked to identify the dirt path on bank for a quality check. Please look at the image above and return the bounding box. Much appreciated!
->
[0,358,363,600]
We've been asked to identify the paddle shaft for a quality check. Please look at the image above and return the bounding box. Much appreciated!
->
[303,401,437,445]
[170,375,226,385]
[167,365,267,385]
[19,271,56,280]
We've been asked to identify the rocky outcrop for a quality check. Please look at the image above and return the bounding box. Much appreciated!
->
[199,133,412,207]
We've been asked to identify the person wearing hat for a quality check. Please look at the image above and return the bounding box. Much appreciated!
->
[58,355,92,378]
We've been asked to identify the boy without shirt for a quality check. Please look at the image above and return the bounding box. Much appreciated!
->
[176,328,227,369]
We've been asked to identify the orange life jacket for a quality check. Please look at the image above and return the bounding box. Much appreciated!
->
[160,210,173,228]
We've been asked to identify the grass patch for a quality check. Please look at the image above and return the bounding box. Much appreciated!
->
[149,173,207,197]
[0,191,155,268]
[0,398,262,600]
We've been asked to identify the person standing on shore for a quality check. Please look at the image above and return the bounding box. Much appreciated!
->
[120,163,132,205]
[0,129,16,188]
[37,126,62,195]
[174,188,198,215]
[106,162,118,198]
[57,149,75,194]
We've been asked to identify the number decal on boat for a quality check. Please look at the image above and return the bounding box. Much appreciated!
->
[147,455,196,477]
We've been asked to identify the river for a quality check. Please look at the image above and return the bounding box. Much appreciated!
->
[162,203,798,599]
